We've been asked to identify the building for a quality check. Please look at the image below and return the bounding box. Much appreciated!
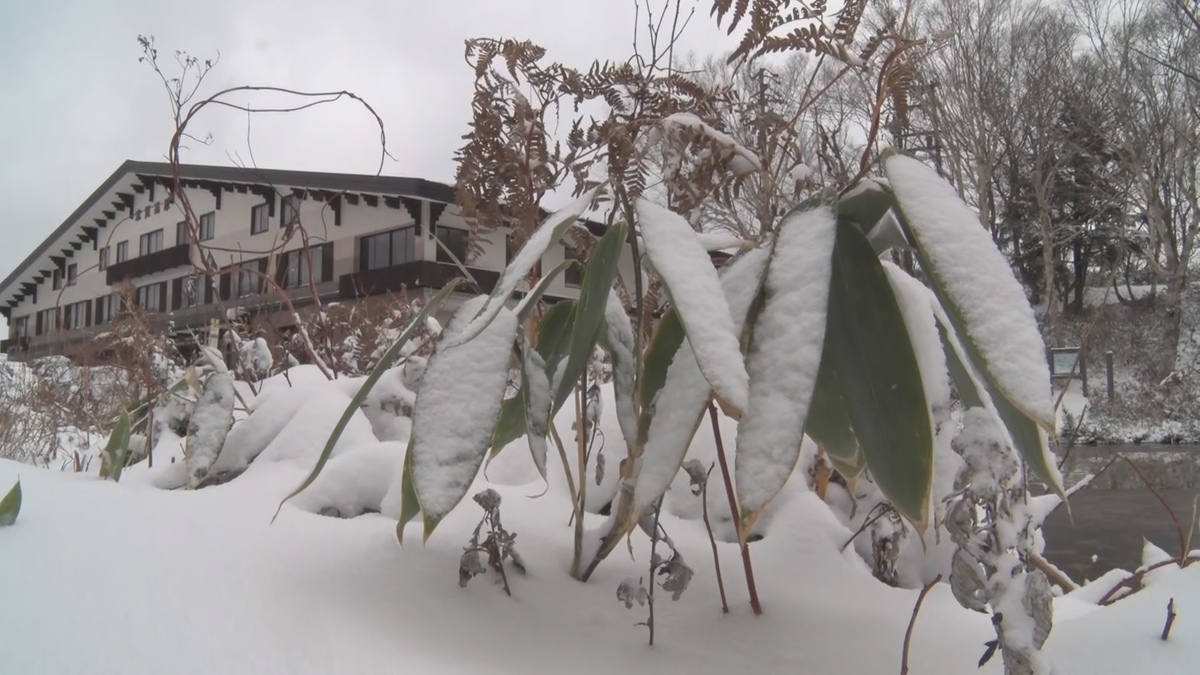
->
[0,161,637,361]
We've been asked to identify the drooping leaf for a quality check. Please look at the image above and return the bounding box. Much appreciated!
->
[0,480,21,527]
[275,280,460,521]
[396,437,420,545]
[630,246,770,524]
[103,409,132,482]
[838,178,895,237]
[522,342,553,479]
[599,290,638,455]
[827,218,934,529]
[882,262,952,413]
[636,307,686,444]
[805,341,857,462]
[826,449,866,482]
[735,206,837,532]
[411,295,519,541]
[553,220,627,411]
[936,317,985,409]
[514,258,578,323]
[446,187,599,348]
[185,373,235,489]
[488,300,576,460]
[635,199,750,414]
[886,153,1063,495]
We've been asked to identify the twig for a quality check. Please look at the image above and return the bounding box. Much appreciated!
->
[645,500,663,646]
[1031,552,1079,593]
[900,574,942,675]
[1115,453,1187,564]
[1162,598,1177,640]
[841,502,893,553]
[700,462,729,614]
[1098,555,1200,606]
[571,372,589,579]
[709,402,762,615]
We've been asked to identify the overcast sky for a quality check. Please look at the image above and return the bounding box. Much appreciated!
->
[0,0,739,330]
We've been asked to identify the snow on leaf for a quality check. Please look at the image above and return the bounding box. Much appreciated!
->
[599,290,637,456]
[882,262,951,412]
[735,206,836,528]
[447,187,598,348]
[884,154,1054,429]
[635,198,750,414]
[411,295,518,539]
[514,258,577,323]
[522,344,552,479]
[630,246,770,523]
[185,373,235,489]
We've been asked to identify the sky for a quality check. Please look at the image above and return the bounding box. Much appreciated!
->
[0,0,741,330]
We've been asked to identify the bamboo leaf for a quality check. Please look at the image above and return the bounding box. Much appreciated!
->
[838,178,895,236]
[396,437,420,545]
[805,341,857,462]
[598,290,638,455]
[827,448,866,482]
[636,307,685,445]
[514,258,578,323]
[0,480,21,527]
[104,409,132,482]
[412,295,519,541]
[635,199,750,413]
[735,206,837,532]
[274,280,460,522]
[522,343,553,479]
[885,153,1063,494]
[553,220,627,411]
[630,246,770,524]
[447,187,600,348]
[937,318,985,409]
[827,218,934,529]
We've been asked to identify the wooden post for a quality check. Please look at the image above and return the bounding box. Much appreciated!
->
[1106,351,1115,400]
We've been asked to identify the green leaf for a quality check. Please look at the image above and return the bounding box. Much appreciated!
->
[805,340,858,462]
[487,300,576,461]
[515,258,578,323]
[735,206,837,531]
[636,307,686,445]
[936,318,985,409]
[553,220,627,411]
[521,342,553,478]
[396,437,420,545]
[274,280,461,522]
[446,187,600,348]
[0,480,21,527]
[598,290,638,456]
[827,218,934,529]
[826,449,866,482]
[838,178,895,237]
[104,409,132,482]
[886,153,1063,495]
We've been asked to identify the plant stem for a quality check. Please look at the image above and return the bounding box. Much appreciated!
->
[701,465,729,614]
[646,500,662,646]
[570,376,588,579]
[548,423,581,524]
[708,402,761,615]
[899,574,942,675]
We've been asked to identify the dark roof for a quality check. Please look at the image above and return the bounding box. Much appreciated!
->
[0,160,457,297]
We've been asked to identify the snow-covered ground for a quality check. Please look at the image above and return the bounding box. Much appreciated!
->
[1,368,1197,674]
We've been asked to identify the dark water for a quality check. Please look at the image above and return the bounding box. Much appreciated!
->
[1041,444,1200,582]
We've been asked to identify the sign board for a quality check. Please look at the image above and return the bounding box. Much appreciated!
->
[1050,347,1080,379]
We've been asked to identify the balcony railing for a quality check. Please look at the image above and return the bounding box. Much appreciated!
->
[106,244,191,285]
[339,261,500,299]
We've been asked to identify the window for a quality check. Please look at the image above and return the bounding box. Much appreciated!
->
[281,195,298,226]
[62,300,89,330]
[11,316,28,339]
[116,241,129,263]
[136,282,166,313]
[99,247,109,271]
[435,227,469,264]
[52,268,62,291]
[360,227,415,271]
[281,244,332,288]
[35,308,58,335]
[176,273,201,308]
[176,220,189,246]
[199,212,215,241]
[564,244,585,287]
[231,261,263,297]
[139,229,163,256]
[66,264,77,286]
[94,293,120,325]
[251,203,269,234]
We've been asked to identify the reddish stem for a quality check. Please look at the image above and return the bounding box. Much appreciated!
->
[708,403,762,615]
